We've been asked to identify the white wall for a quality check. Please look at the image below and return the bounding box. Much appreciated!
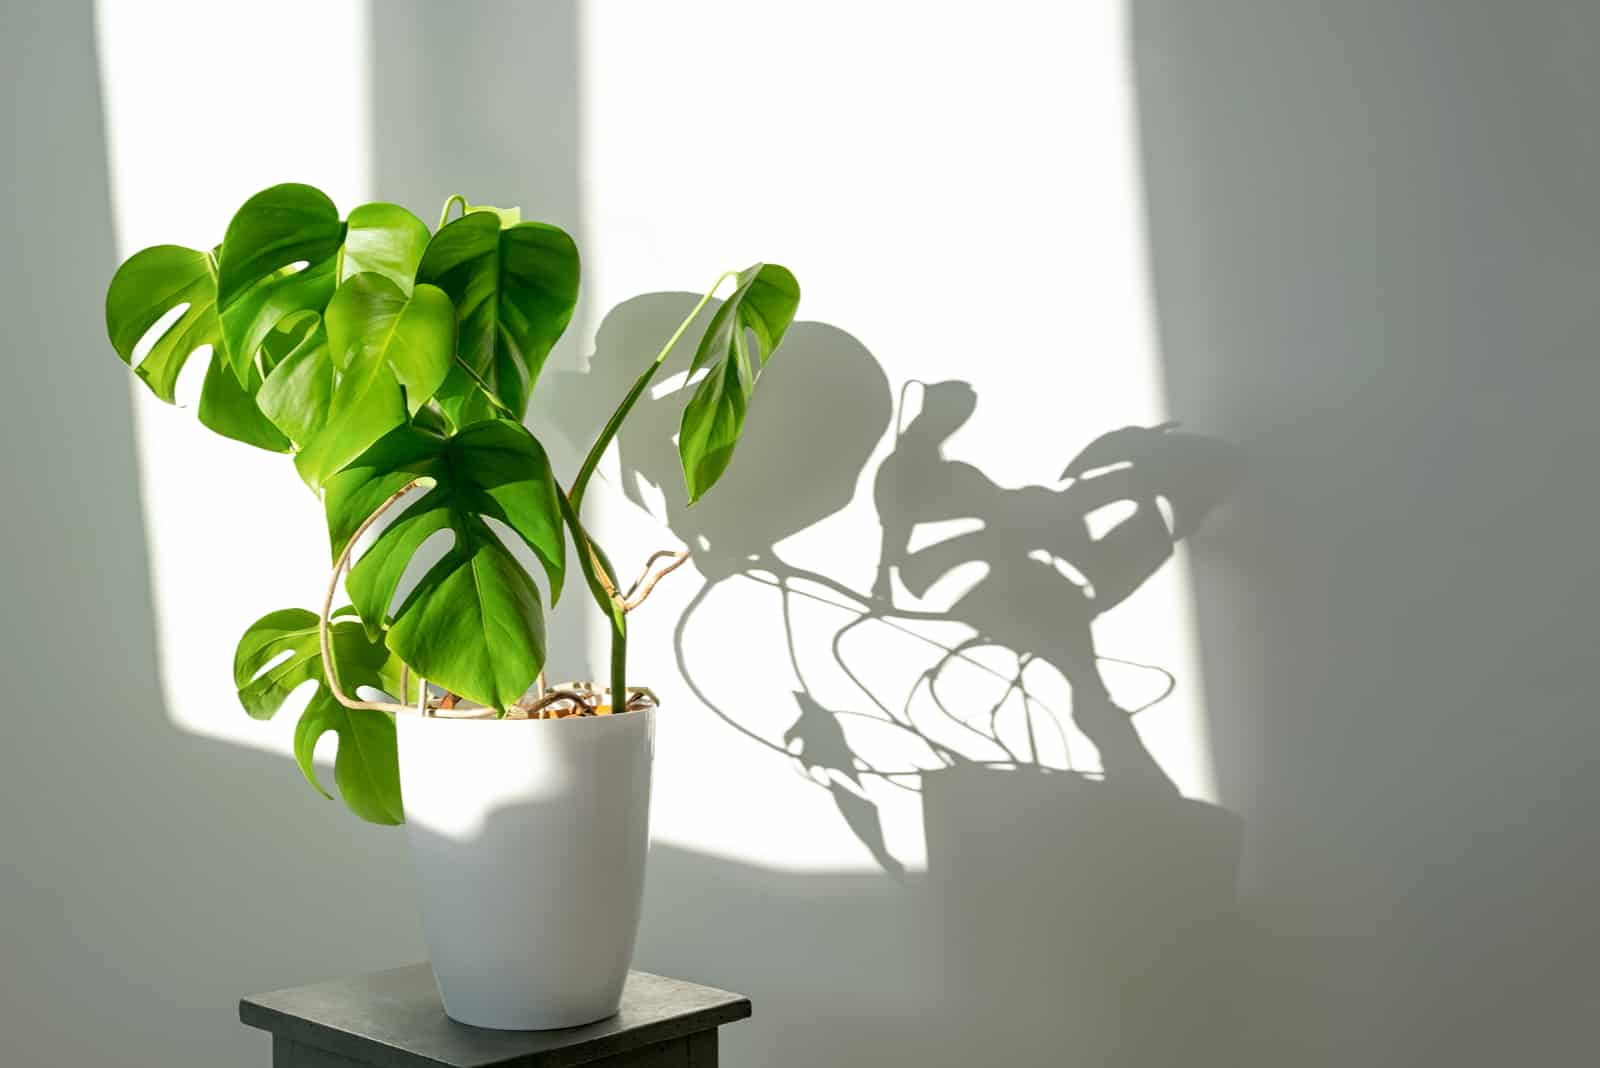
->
[567,5,1241,1065]
[0,5,423,1067]
[4,1,1596,1066]
[573,0,1217,866]
[1134,1,1600,1064]
[92,0,375,754]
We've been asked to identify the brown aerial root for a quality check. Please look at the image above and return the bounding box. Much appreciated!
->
[405,684,658,720]
[621,549,690,613]
[319,479,429,717]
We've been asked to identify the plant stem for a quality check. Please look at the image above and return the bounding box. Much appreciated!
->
[437,194,467,231]
[561,271,736,706]
[556,486,631,704]
[568,272,736,511]
[609,624,627,714]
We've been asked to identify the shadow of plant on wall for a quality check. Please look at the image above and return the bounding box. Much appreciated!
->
[566,293,1241,863]
[559,293,1249,1065]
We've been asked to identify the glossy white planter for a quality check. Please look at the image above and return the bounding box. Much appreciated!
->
[396,708,655,1030]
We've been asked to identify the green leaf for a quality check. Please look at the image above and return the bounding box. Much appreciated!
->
[257,316,334,447]
[293,692,405,825]
[105,244,217,401]
[556,487,626,637]
[293,274,455,486]
[340,202,431,293]
[233,608,410,825]
[389,529,546,714]
[215,183,344,386]
[105,243,291,451]
[417,212,579,423]
[329,276,456,408]
[467,202,522,227]
[555,488,629,707]
[199,354,292,451]
[324,420,567,711]
[679,263,800,502]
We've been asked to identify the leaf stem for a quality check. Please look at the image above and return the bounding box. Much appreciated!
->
[554,488,630,705]
[437,194,468,231]
[568,272,736,511]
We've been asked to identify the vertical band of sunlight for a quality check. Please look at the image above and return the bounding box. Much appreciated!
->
[94,0,372,753]
[94,0,1218,872]
[578,0,1219,872]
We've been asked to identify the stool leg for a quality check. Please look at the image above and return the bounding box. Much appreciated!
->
[687,1030,718,1066]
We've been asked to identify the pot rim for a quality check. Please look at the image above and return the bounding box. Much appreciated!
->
[406,704,657,728]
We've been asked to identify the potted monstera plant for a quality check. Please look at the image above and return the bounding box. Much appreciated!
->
[105,184,798,1030]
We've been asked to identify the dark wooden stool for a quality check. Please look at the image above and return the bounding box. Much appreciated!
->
[241,965,751,1067]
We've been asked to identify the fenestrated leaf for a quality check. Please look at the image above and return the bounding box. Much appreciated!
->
[679,263,799,502]
[234,608,388,718]
[105,242,290,451]
[324,420,567,710]
[106,244,216,401]
[233,607,412,825]
[339,202,430,293]
[216,183,344,386]
[293,691,405,826]
[293,273,455,486]
[417,212,579,424]
[388,529,546,714]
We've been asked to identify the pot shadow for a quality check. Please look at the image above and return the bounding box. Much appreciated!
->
[421,772,1239,1068]
[552,293,1248,1066]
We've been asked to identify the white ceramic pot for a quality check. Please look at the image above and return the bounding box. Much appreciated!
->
[396,707,656,1030]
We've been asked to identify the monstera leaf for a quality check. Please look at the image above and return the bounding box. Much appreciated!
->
[198,355,292,451]
[105,243,290,451]
[416,211,579,424]
[293,273,455,486]
[256,313,333,447]
[338,202,431,292]
[463,202,522,228]
[679,263,799,502]
[107,186,434,455]
[215,184,346,385]
[233,607,412,825]
[324,420,566,711]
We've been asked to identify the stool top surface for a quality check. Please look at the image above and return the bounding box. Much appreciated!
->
[240,965,750,1068]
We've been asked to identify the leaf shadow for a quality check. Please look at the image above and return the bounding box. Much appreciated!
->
[551,291,1252,1064]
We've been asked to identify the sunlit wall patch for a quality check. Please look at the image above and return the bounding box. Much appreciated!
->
[95,0,373,753]
[576,0,1222,873]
